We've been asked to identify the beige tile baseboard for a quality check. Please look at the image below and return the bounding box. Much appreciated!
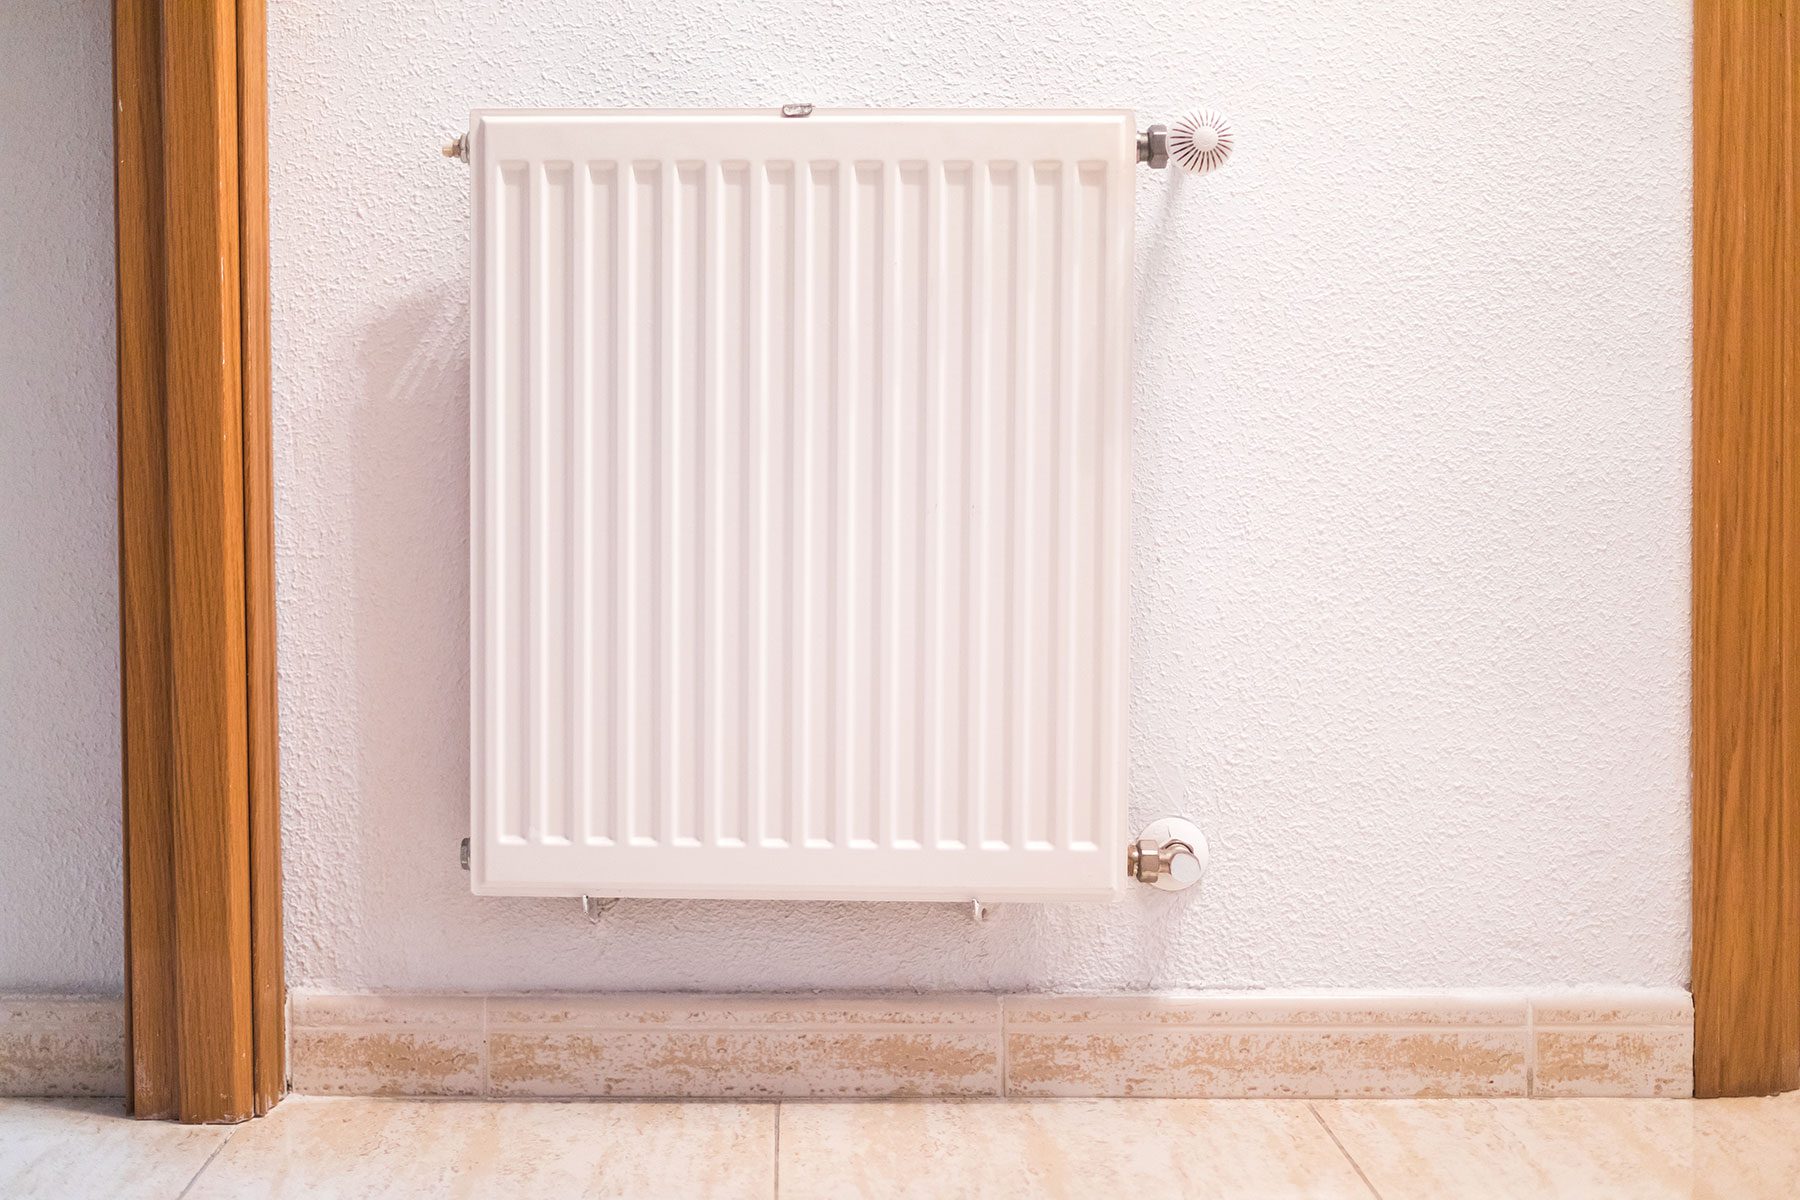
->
[0,997,125,1097]
[1528,990,1694,1098]
[286,988,1693,1101]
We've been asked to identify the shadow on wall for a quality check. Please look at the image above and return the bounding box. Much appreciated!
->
[334,279,1199,990]
[349,287,489,972]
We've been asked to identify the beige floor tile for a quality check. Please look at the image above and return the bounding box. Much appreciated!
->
[182,1096,775,1199]
[776,1099,1374,1199]
[1316,1096,1800,1200]
[9,1091,1795,1200]
[0,1097,233,1200]
[1687,1092,1800,1199]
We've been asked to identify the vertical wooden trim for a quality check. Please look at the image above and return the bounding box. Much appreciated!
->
[161,0,255,1120]
[115,0,284,1123]
[235,0,285,1115]
[114,0,179,1124]
[1787,0,1800,1093]
[1692,0,1799,1098]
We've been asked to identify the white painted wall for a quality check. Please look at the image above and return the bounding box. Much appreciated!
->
[271,0,1691,993]
[0,0,1692,995]
[0,1,121,991]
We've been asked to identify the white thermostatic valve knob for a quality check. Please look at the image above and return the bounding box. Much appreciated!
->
[1165,109,1234,175]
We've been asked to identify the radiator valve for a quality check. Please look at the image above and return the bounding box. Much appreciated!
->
[1129,816,1208,891]
[1138,109,1233,175]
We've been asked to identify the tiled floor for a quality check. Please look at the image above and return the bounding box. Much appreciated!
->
[2,1093,1797,1199]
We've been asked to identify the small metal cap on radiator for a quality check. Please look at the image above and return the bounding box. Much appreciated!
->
[1137,125,1169,168]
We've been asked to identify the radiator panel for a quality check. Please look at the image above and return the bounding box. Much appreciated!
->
[470,110,1133,900]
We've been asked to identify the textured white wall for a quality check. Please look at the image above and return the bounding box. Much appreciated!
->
[265,0,1693,992]
[0,1,121,991]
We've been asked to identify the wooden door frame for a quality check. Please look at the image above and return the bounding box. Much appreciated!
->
[104,0,1790,1115]
[114,0,283,1122]
[1692,0,1798,1098]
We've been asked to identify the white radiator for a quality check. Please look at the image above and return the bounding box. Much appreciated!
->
[469,109,1134,902]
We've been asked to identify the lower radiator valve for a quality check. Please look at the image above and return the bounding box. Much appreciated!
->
[1129,817,1208,891]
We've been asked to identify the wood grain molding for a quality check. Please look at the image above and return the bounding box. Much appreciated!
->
[1692,0,1799,1098]
[114,0,283,1122]
[99,0,1790,1114]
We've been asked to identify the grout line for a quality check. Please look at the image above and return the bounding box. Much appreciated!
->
[996,995,1008,1097]
[1530,1023,1690,1033]
[173,1125,238,1200]
[291,1016,1686,1035]
[282,990,292,1092]
[1000,1021,1528,1033]
[1307,1101,1383,1200]
[481,996,491,1096]
[476,1023,996,1034]
[1525,1002,1535,1096]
